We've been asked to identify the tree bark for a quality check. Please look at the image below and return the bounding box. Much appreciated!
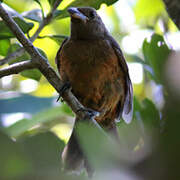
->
[163,0,180,29]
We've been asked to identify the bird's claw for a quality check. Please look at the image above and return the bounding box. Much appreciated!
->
[57,82,71,102]
[76,107,100,119]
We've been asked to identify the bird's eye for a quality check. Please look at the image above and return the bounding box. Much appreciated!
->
[89,11,96,19]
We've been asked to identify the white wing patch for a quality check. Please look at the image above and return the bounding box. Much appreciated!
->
[122,78,133,124]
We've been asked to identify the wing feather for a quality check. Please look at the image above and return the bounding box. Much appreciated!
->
[55,38,69,71]
[108,36,133,124]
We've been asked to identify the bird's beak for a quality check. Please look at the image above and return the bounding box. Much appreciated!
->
[67,7,88,23]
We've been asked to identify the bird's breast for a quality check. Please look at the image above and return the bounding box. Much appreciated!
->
[59,39,125,121]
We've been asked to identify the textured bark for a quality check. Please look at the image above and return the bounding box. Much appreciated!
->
[163,0,180,29]
[0,60,35,78]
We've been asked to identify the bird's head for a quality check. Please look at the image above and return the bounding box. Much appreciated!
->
[67,7,108,40]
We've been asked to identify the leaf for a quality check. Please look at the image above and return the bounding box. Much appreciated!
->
[8,43,30,64]
[0,39,10,56]
[54,0,118,19]
[142,33,171,83]
[141,98,161,129]
[8,44,42,81]
[134,0,165,24]
[132,55,155,80]
[134,97,161,131]
[0,131,64,179]
[21,69,42,81]
[22,9,42,22]
[1,3,24,19]
[37,47,48,59]
[5,105,72,138]
[0,17,34,39]
[48,0,57,7]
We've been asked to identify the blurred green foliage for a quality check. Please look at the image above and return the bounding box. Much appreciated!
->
[0,0,179,179]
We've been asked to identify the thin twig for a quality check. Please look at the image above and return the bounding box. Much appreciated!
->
[0,0,62,66]
[0,60,35,78]
[0,2,101,128]
[0,47,24,65]
[37,34,68,39]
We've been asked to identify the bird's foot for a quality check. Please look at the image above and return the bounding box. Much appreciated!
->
[57,82,71,102]
[76,107,100,119]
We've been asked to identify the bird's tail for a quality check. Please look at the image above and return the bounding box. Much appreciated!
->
[61,118,93,176]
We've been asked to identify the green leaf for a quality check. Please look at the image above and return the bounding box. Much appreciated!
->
[0,131,64,179]
[37,47,48,59]
[0,39,10,56]
[134,0,165,24]
[55,0,118,19]
[21,69,42,81]
[8,44,42,81]
[0,17,34,39]
[48,0,57,7]
[22,9,42,22]
[4,105,72,138]
[142,33,170,83]
[132,55,155,80]
[134,97,161,130]
[141,98,161,129]
[8,43,30,64]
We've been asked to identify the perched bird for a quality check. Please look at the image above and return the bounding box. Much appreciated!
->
[55,7,133,175]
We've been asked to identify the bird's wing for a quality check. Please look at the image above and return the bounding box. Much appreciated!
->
[108,36,133,124]
[55,38,69,71]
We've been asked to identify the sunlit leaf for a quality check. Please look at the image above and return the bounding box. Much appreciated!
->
[47,0,57,7]
[134,0,165,24]
[0,39,10,56]
[0,17,34,39]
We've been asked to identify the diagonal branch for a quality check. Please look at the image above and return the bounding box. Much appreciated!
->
[0,0,62,66]
[0,60,36,78]
[0,2,101,129]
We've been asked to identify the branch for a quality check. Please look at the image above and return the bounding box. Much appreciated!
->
[0,2,100,128]
[0,60,35,78]
[0,0,62,66]
[163,0,180,29]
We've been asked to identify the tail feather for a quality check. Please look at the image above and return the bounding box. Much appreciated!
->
[62,128,84,172]
[62,119,119,177]
[62,118,94,177]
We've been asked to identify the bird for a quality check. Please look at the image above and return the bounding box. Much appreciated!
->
[55,7,133,175]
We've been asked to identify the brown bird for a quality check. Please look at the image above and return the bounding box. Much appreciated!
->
[56,7,133,175]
